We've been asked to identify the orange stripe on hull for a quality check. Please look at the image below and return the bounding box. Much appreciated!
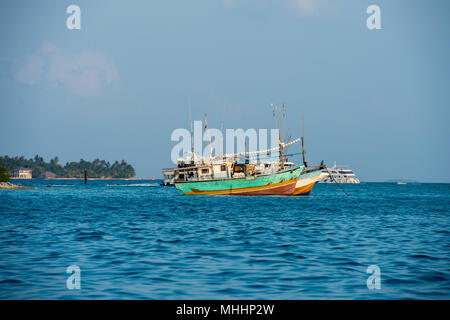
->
[184,178,298,196]
[292,181,316,196]
[233,180,297,196]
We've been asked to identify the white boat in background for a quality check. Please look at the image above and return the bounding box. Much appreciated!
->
[320,162,360,184]
[397,181,407,185]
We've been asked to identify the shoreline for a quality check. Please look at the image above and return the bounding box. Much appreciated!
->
[10,178,159,181]
[0,182,33,189]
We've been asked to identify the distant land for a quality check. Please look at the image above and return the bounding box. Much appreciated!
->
[384,179,420,183]
[0,155,136,179]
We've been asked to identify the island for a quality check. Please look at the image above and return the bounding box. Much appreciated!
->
[0,155,136,179]
[0,165,32,189]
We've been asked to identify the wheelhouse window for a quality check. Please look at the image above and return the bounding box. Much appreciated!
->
[201,168,209,174]
[220,165,226,171]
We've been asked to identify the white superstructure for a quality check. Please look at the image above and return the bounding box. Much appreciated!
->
[320,162,360,184]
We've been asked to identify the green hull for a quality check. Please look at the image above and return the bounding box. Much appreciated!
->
[175,164,304,195]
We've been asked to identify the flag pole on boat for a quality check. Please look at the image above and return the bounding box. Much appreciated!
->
[189,101,194,164]
[204,114,213,160]
[301,110,308,168]
[279,105,284,169]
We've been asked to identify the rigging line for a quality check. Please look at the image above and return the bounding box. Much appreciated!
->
[325,166,350,197]
[219,137,302,158]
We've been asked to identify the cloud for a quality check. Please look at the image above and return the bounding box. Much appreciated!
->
[220,0,235,9]
[41,42,57,54]
[13,56,44,85]
[48,50,119,97]
[13,43,119,97]
[289,0,317,17]
[218,0,324,18]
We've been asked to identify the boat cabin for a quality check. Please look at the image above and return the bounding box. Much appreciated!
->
[174,161,258,183]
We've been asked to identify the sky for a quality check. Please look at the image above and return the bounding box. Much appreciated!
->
[0,0,449,182]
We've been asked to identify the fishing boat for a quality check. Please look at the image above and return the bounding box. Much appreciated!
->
[174,105,310,195]
[174,161,304,195]
[172,105,330,196]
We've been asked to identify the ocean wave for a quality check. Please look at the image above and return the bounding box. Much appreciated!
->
[106,183,159,187]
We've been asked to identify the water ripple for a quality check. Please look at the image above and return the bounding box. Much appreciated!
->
[0,180,449,299]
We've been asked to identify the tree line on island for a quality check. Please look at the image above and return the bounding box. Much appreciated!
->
[0,155,136,179]
[0,166,10,182]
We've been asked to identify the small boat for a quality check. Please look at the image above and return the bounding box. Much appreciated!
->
[397,181,407,185]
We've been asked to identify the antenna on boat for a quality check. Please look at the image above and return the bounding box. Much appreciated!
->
[279,105,284,170]
[220,121,224,158]
[301,110,307,168]
[270,103,277,132]
[204,113,213,160]
[271,104,284,169]
[282,103,286,145]
[279,105,283,146]
[283,104,287,166]
[270,103,284,169]
[189,101,194,164]
[244,139,249,164]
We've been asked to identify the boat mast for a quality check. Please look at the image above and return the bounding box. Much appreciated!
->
[279,105,284,169]
[271,103,284,169]
[244,139,249,164]
[204,114,213,160]
[220,120,224,158]
[301,110,307,167]
[189,102,194,164]
[282,103,286,146]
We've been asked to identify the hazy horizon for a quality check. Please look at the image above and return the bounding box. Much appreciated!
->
[1,0,449,182]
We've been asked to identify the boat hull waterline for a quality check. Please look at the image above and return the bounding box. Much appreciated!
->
[292,166,327,196]
[175,165,304,196]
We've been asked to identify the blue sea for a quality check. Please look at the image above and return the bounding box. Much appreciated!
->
[0,180,449,299]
